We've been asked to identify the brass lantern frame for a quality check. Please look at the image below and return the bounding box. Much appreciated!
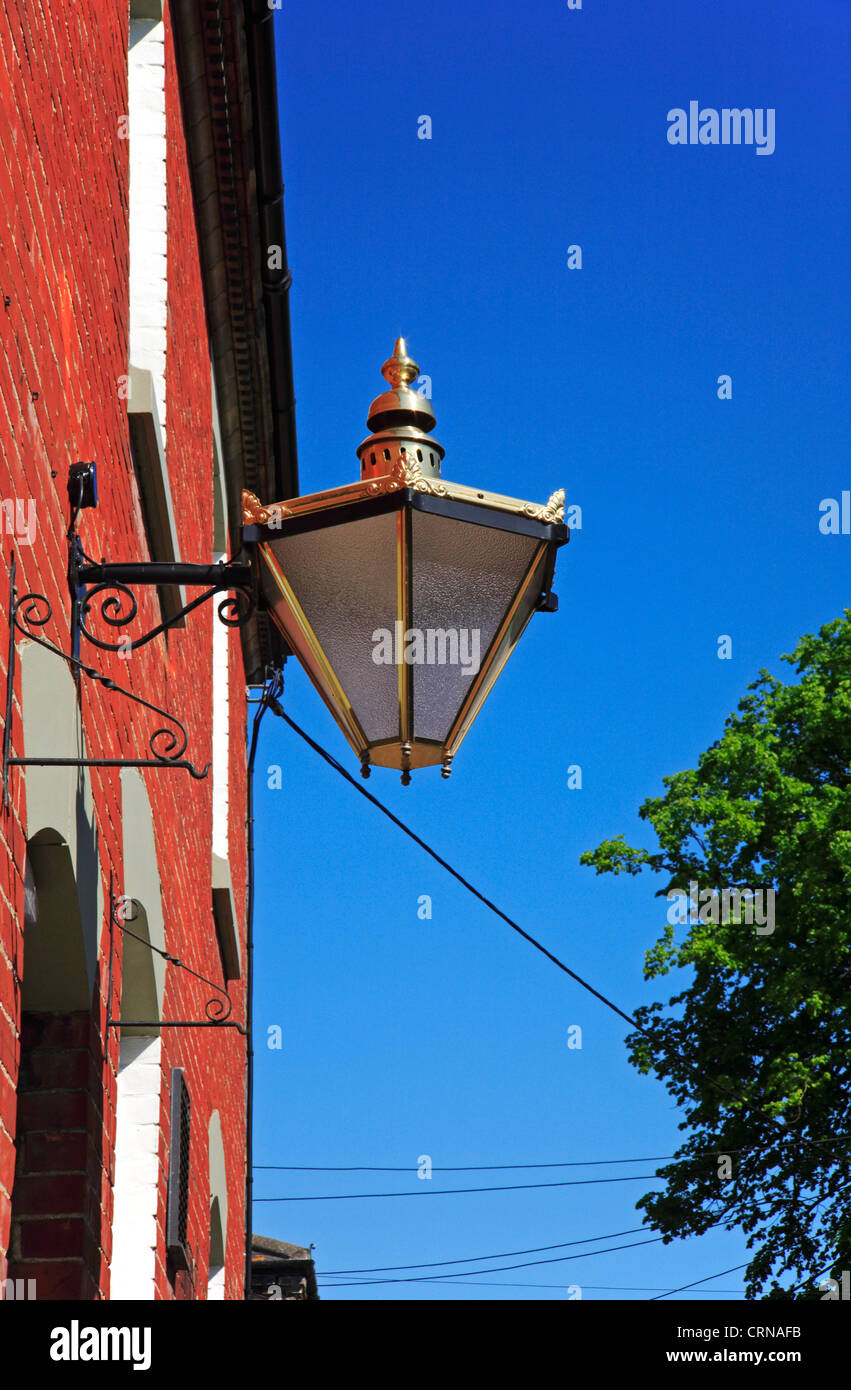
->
[244,460,568,780]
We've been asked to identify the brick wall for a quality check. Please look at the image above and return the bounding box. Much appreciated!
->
[0,0,248,1300]
[7,1012,106,1299]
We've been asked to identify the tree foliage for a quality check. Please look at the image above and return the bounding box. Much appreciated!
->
[580,610,851,1297]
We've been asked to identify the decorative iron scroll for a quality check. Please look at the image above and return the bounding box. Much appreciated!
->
[69,539,255,654]
[107,885,240,1032]
[78,576,254,653]
[2,561,211,807]
[14,589,208,774]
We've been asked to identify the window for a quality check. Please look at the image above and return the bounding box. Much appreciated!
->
[208,1198,225,1301]
[166,1068,192,1272]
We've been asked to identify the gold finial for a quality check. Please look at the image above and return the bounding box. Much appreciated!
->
[359,336,444,482]
[380,337,420,389]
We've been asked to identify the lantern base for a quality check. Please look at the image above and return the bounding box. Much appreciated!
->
[365,738,447,772]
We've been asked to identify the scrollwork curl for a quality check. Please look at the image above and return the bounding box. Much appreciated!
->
[14,591,53,634]
[204,992,233,1023]
[81,580,139,638]
[149,721,189,764]
[217,587,255,628]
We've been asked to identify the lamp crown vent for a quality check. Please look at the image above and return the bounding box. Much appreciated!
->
[358,337,445,482]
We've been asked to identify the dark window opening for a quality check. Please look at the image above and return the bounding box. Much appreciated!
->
[166,1068,192,1276]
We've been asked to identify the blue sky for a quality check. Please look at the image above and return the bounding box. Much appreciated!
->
[249,0,851,1299]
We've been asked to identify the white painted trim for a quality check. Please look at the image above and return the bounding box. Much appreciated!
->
[129,19,167,445]
[111,1036,162,1300]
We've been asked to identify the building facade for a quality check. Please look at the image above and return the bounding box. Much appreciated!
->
[0,0,295,1300]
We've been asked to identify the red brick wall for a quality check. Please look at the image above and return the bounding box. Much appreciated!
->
[7,1012,106,1299]
[0,0,248,1300]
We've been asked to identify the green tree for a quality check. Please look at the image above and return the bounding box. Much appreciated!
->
[581,611,851,1298]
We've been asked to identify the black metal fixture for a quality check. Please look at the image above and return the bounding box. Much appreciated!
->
[67,459,98,513]
[105,875,244,1035]
[2,556,216,806]
[1,469,257,805]
[69,542,253,654]
[65,455,253,655]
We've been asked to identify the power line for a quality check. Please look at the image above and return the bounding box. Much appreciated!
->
[254,1159,675,1172]
[314,1235,666,1286]
[316,1181,836,1285]
[254,1172,664,1202]
[272,707,831,1150]
[650,1261,751,1301]
[270,708,848,1298]
[253,1135,849,1175]
[319,1279,744,1293]
[644,1179,851,1304]
[319,1225,648,1274]
[543,1283,744,1293]
[275,708,647,1036]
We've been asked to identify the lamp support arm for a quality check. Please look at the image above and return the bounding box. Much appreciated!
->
[68,539,256,655]
[75,561,252,590]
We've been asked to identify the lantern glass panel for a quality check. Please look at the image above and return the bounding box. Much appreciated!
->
[266,511,400,743]
[410,509,541,743]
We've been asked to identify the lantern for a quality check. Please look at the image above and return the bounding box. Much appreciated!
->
[243,340,568,782]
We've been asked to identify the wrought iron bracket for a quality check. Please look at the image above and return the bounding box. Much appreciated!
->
[2,555,217,807]
[2,470,259,804]
[69,536,255,655]
[106,874,246,1035]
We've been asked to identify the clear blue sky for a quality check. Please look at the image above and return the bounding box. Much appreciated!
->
[250,0,850,1300]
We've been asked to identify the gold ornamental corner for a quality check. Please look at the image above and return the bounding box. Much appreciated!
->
[370,452,449,499]
[242,490,270,525]
[523,489,566,524]
[242,490,293,526]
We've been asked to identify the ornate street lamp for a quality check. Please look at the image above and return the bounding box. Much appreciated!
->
[3,340,567,798]
[243,340,568,783]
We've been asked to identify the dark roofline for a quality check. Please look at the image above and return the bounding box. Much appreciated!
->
[251,1233,319,1301]
[244,1,298,504]
[252,1233,311,1260]
[173,0,298,679]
